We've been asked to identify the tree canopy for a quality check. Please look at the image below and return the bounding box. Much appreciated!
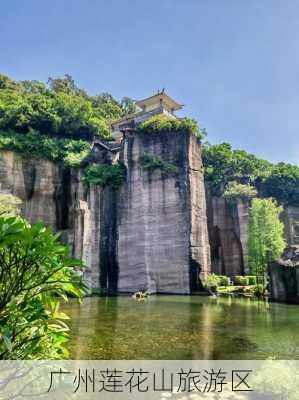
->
[0,73,129,140]
[203,142,299,206]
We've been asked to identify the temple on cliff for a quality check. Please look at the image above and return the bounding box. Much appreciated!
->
[111,90,183,141]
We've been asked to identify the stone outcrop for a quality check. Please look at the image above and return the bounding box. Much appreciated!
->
[206,194,249,277]
[269,246,299,304]
[0,130,211,294]
[282,206,299,246]
[117,131,210,293]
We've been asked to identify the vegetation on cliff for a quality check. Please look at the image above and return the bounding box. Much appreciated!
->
[0,73,130,140]
[0,130,92,167]
[139,152,178,175]
[83,163,126,190]
[137,114,204,139]
[0,216,85,359]
[203,142,299,206]
[0,74,134,167]
[223,181,257,201]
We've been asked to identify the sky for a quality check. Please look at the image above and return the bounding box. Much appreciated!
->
[1,0,299,164]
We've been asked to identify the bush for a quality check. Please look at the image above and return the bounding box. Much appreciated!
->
[0,130,92,167]
[234,275,249,286]
[217,275,230,287]
[205,274,220,289]
[83,163,126,190]
[139,152,178,175]
[137,115,204,139]
[253,284,264,297]
[247,275,257,285]
[0,216,86,359]
[223,181,257,201]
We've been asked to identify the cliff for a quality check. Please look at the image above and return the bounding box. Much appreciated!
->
[0,130,211,294]
[269,246,299,304]
[1,134,298,293]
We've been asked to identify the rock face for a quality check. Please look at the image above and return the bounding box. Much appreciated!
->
[282,206,299,246]
[206,193,249,277]
[0,130,211,294]
[117,131,210,293]
[269,246,299,304]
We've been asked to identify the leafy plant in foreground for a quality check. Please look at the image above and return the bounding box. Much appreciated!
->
[0,216,86,359]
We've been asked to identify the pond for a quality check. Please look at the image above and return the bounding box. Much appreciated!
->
[62,295,299,359]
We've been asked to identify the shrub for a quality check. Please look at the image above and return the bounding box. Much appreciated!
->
[0,216,85,359]
[83,163,126,190]
[137,115,204,139]
[234,275,249,286]
[205,274,220,289]
[217,275,230,287]
[139,152,178,175]
[223,181,257,201]
[247,275,257,285]
[0,130,92,167]
[253,284,264,297]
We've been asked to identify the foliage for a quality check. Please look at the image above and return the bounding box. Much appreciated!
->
[203,142,299,206]
[234,276,249,286]
[83,163,126,190]
[137,115,204,139]
[0,130,92,167]
[205,274,220,289]
[248,198,286,279]
[0,73,127,141]
[0,216,86,359]
[0,194,22,216]
[121,96,137,115]
[260,162,299,206]
[223,181,257,201]
[247,275,257,285]
[217,275,230,286]
[139,152,178,175]
[203,142,272,194]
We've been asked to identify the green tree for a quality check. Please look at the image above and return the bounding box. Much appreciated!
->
[0,216,86,359]
[248,198,285,286]
[260,162,299,206]
[223,181,257,201]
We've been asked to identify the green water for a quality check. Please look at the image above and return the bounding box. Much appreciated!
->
[62,295,299,359]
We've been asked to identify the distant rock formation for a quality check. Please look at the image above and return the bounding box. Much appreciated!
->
[269,246,299,304]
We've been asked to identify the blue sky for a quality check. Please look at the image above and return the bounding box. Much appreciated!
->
[1,0,298,164]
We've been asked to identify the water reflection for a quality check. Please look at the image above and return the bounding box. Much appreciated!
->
[62,296,299,360]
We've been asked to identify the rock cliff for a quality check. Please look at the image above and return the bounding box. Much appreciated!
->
[1,134,298,293]
[0,130,211,294]
[269,246,299,304]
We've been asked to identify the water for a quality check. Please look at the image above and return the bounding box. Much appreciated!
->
[62,295,299,360]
